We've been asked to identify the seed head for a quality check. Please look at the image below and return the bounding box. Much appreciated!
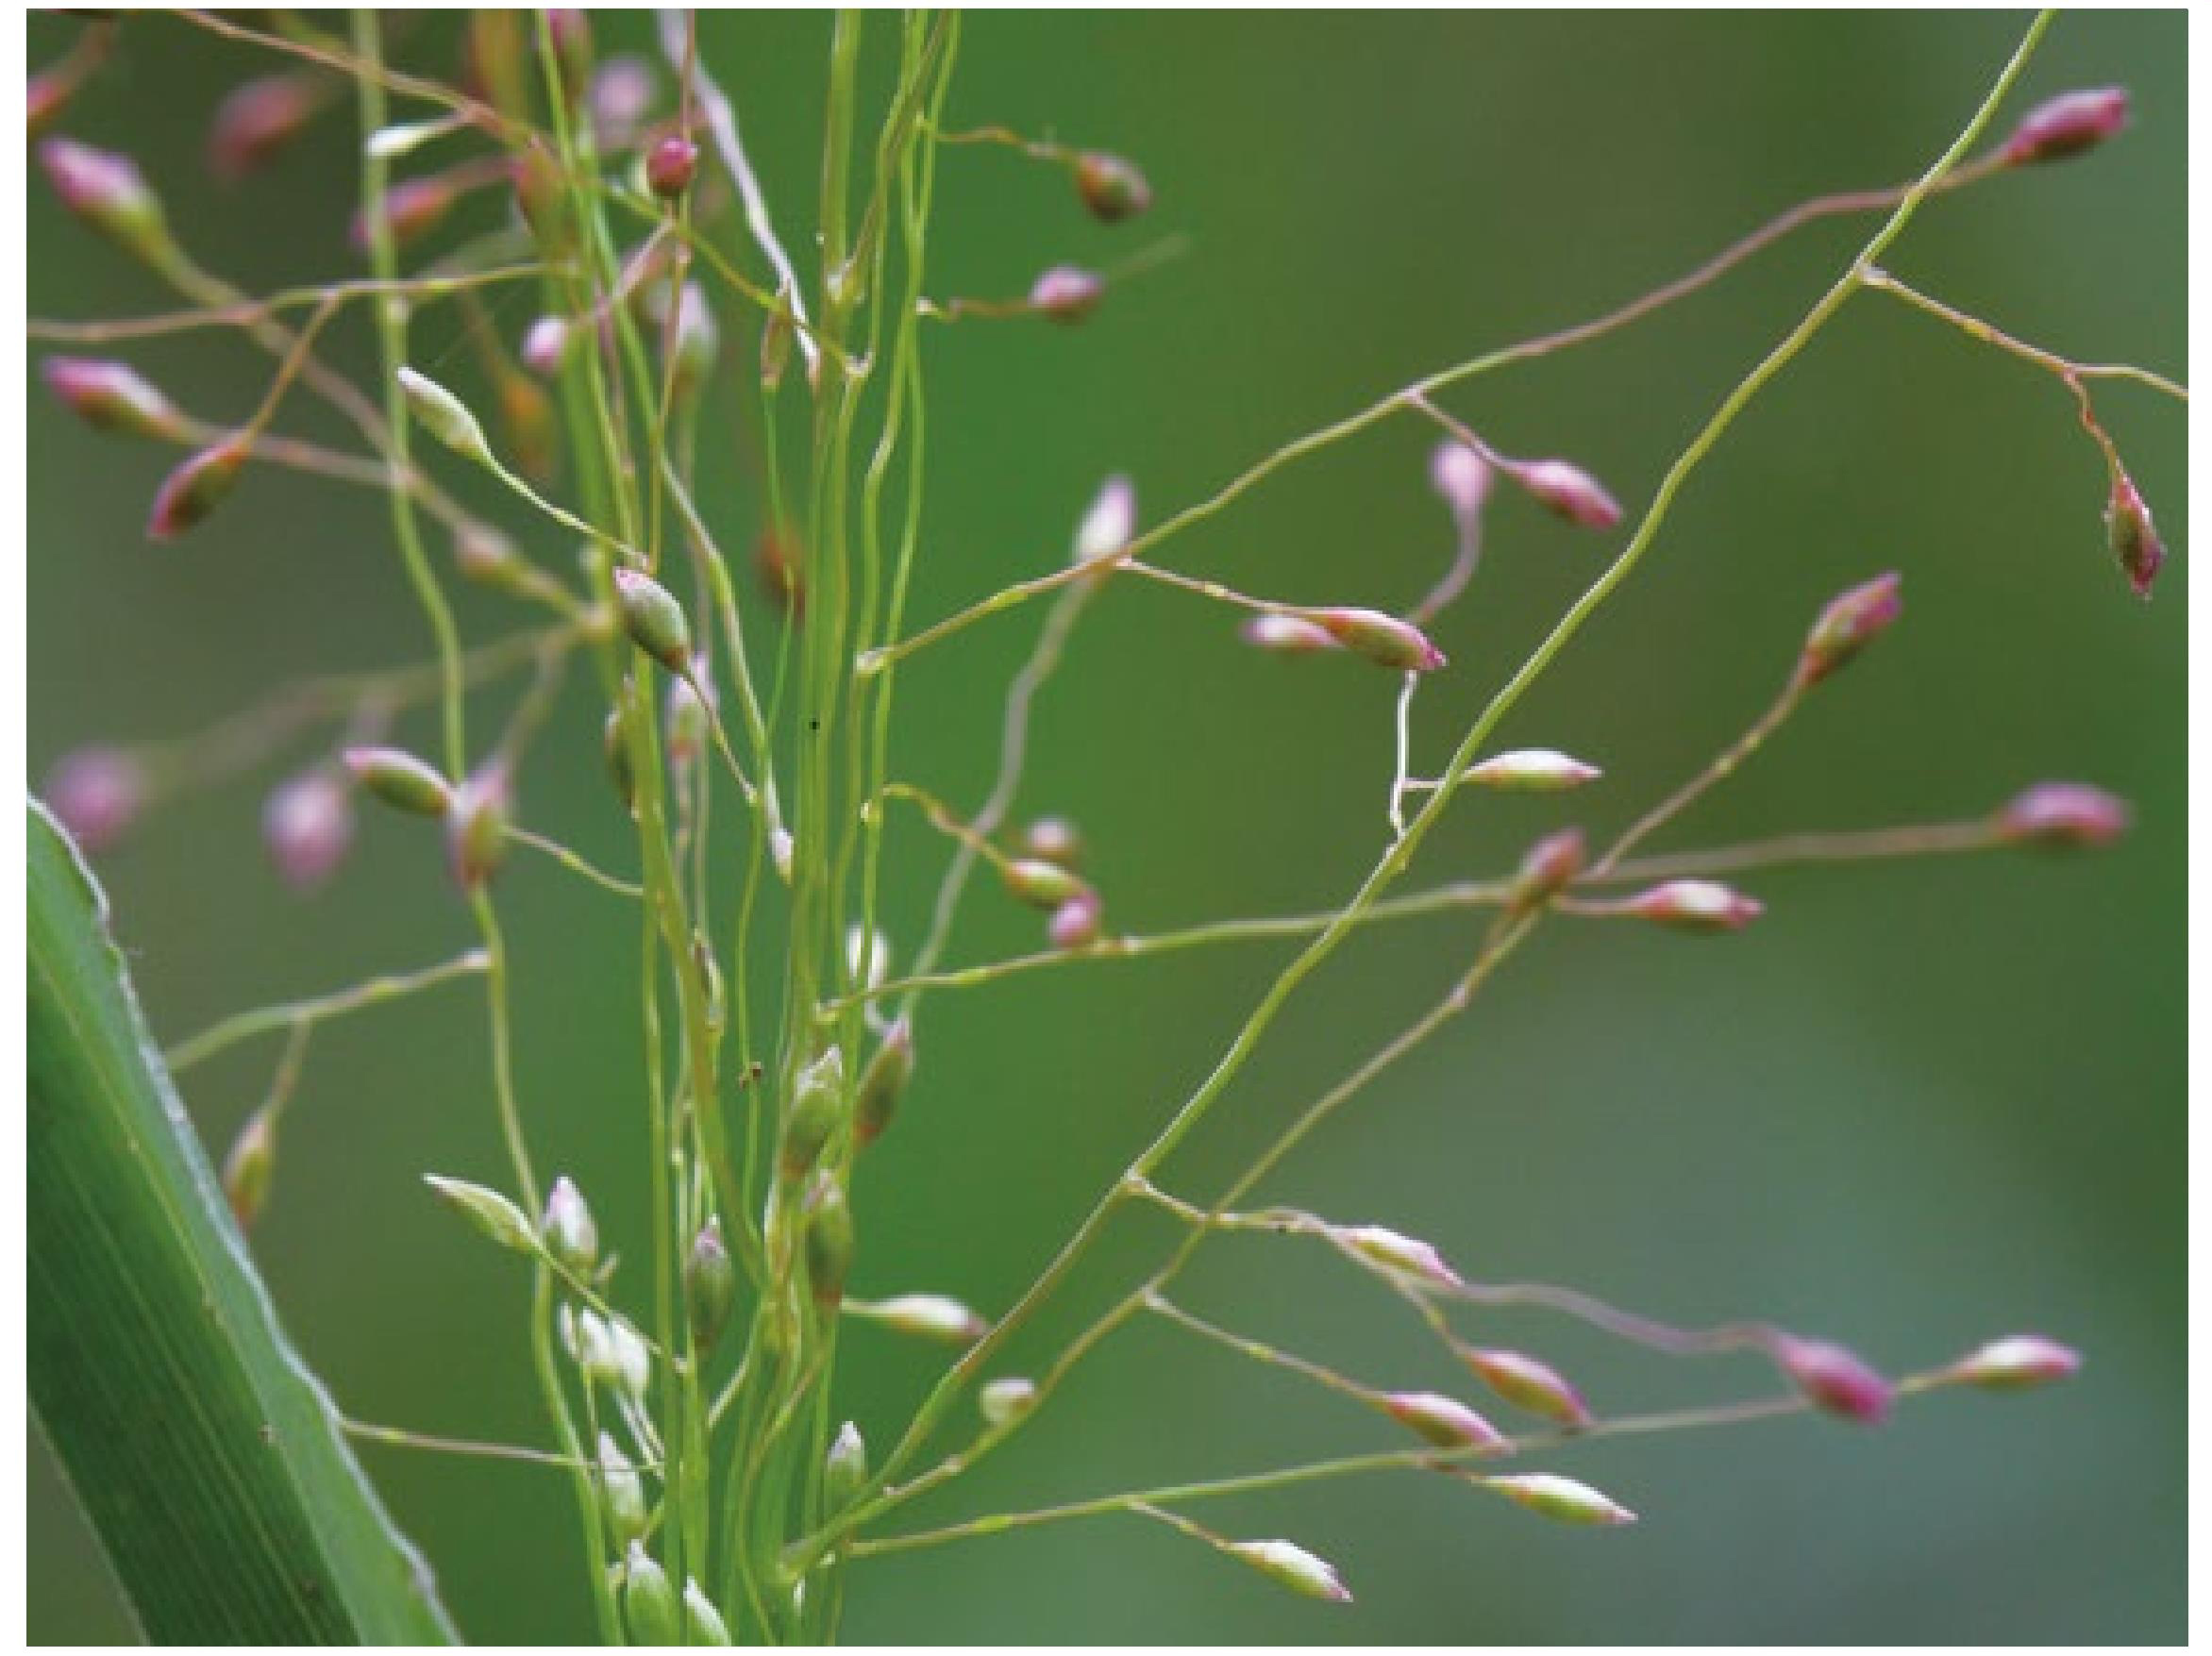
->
[44,746,144,854]
[597,1431,647,1545]
[1794,571,1902,689]
[824,1421,868,1509]
[979,1376,1038,1428]
[1048,891,1104,951]
[1333,1223,1464,1290]
[1514,458,1621,529]
[2105,470,2165,598]
[612,566,695,675]
[1224,1539,1351,1604]
[209,71,326,181]
[853,1018,915,1149]
[344,745,453,817]
[802,1179,855,1309]
[1625,878,1763,933]
[1073,150,1152,222]
[645,134,698,199]
[261,769,355,892]
[1308,607,1448,672]
[352,175,457,253]
[147,437,250,540]
[1030,264,1105,324]
[864,1292,988,1345]
[542,1175,599,1276]
[2002,87,2129,166]
[1382,1390,1506,1451]
[396,366,494,467]
[1003,856,1089,912]
[780,1047,846,1182]
[621,1544,679,1648]
[686,1219,737,1353]
[1945,1333,2082,1391]
[1992,781,2131,850]
[1462,748,1602,793]
[682,1580,731,1646]
[1773,1332,1893,1424]
[1478,1473,1636,1527]
[222,1108,278,1231]
[1241,612,1342,654]
[42,357,187,441]
[1510,826,1587,914]
[1073,474,1137,567]
[1431,441,1493,520]
[424,1174,538,1256]
[1457,1347,1591,1428]
[40,138,174,267]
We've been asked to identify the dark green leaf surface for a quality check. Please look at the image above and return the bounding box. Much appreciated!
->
[27,800,458,1644]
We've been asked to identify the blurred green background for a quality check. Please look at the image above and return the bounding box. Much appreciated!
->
[27,10,2184,1644]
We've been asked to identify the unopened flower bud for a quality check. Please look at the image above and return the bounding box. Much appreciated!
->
[1308,607,1447,672]
[222,1107,278,1230]
[665,281,718,397]
[2002,87,2129,166]
[2105,470,2165,598]
[1462,748,1601,793]
[1794,571,1902,688]
[1773,1332,1893,1424]
[664,671,712,774]
[1510,827,1586,914]
[542,1175,598,1275]
[853,1018,914,1149]
[1478,1473,1636,1527]
[1224,1539,1350,1603]
[521,314,572,377]
[859,1292,987,1345]
[759,293,796,392]
[397,365,494,468]
[42,357,186,441]
[424,1173,538,1256]
[1515,458,1621,529]
[622,1544,679,1648]
[353,175,457,253]
[1457,1347,1590,1428]
[824,1420,868,1509]
[147,437,249,541]
[1334,1223,1464,1290]
[608,1317,652,1403]
[1073,151,1151,223]
[645,134,698,199]
[978,1376,1037,1428]
[1625,878,1763,933]
[588,57,658,151]
[40,138,174,268]
[682,1579,731,1645]
[1241,613,1341,654]
[262,769,354,892]
[597,1430,647,1544]
[344,745,452,817]
[1003,856,1088,912]
[45,746,144,853]
[1992,781,2130,850]
[1048,892,1104,951]
[1030,264,1104,324]
[802,1179,855,1309]
[209,71,327,181]
[780,1048,846,1182]
[445,766,511,889]
[1020,816,1084,869]
[1431,441,1493,519]
[1073,474,1136,567]
[1946,1333,2082,1391]
[685,1219,736,1352]
[28,65,80,142]
[601,709,637,811]
[613,567,695,675]
[1382,1390,1506,1452]
[757,527,805,613]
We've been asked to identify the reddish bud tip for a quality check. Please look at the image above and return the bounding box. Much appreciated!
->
[1624,878,1763,933]
[1479,1473,1637,1527]
[1073,151,1152,223]
[42,356,185,441]
[40,138,169,263]
[147,437,249,540]
[261,770,355,892]
[352,175,457,253]
[645,134,699,199]
[1946,1333,2082,1391]
[1992,781,2131,850]
[2002,87,2129,167]
[757,528,806,614]
[1510,827,1587,914]
[1047,891,1104,951]
[209,72,326,181]
[1515,458,1622,529]
[1773,1333,1893,1424]
[1795,572,1902,687]
[44,746,144,854]
[1431,441,1493,520]
[2105,470,2165,598]
[28,67,76,142]
[1225,1539,1351,1603]
[1458,1347,1591,1429]
[1241,612,1341,654]
[1029,264,1105,324]
[1382,1390,1507,1452]
[1308,607,1448,672]
[1333,1223,1465,1291]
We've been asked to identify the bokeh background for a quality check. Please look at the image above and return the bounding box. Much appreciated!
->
[26,10,2185,1644]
